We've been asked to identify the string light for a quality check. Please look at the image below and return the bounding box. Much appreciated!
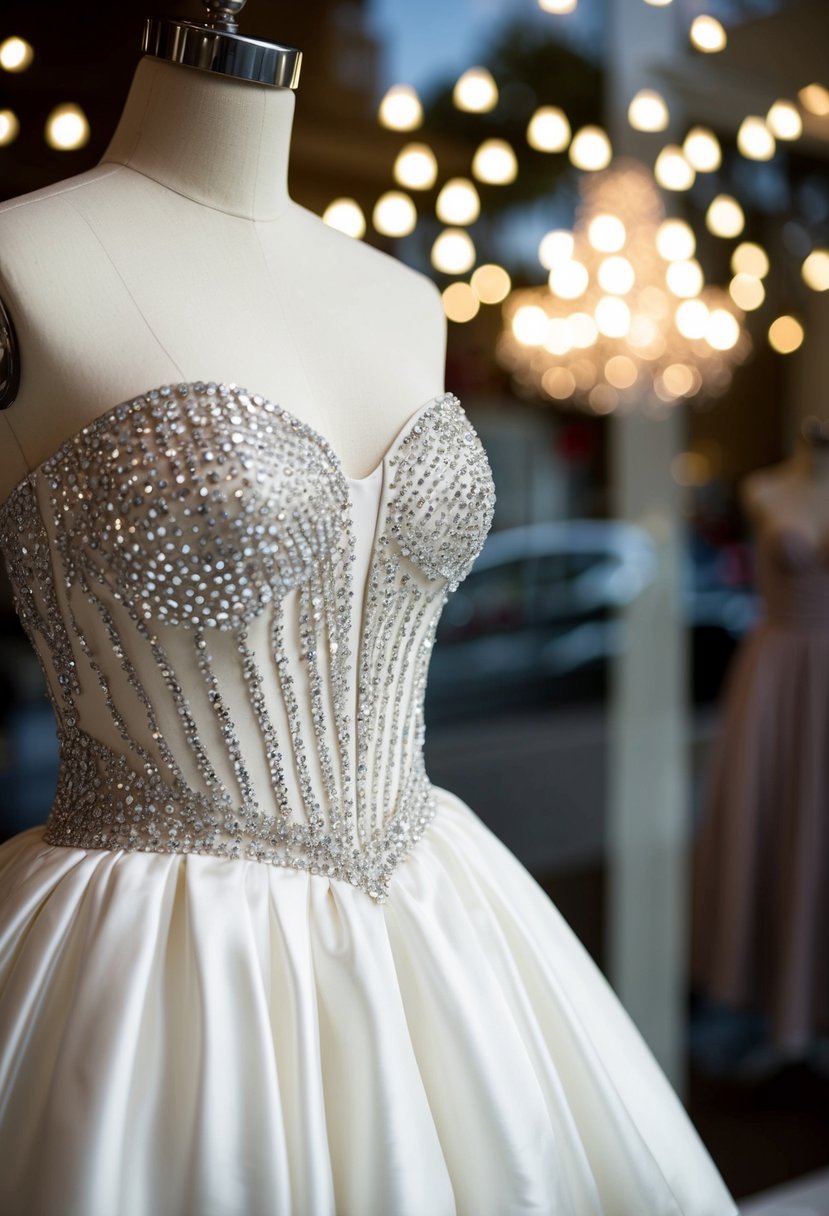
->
[372,192,417,237]
[431,228,476,275]
[44,103,90,150]
[0,37,33,72]
[377,85,422,131]
[768,315,804,353]
[654,146,694,190]
[0,110,19,146]
[690,15,727,53]
[766,100,802,140]
[527,106,571,152]
[656,219,695,261]
[568,126,612,171]
[322,199,366,239]
[472,139,518,184]
[706,194,744,238]
[539,230,575,269]
[453,67,498,113]
[436,178,480,225]
[682,127,721,172]
[737,116,775,161]
[802,249,829,292]
[731,242,769,278]
[628,90,670,132]
[798,83,829,117]
[393,143,438,190]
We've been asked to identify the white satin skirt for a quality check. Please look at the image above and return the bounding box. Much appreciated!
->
[0,789,737,1216]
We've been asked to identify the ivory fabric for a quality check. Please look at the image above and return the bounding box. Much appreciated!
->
[0,382,736,1215]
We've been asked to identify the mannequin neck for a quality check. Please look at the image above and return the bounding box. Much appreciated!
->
[793,436,829,482]
[101,56,295,221]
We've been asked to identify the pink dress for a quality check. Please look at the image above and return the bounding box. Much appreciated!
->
[692,524,829,1050]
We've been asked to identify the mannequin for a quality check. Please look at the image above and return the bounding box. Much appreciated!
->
[0,45,445,500]
[692,417,829,1058]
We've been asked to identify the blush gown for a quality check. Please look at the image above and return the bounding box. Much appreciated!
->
[0,381,736,1216]
[693,522,829,1051]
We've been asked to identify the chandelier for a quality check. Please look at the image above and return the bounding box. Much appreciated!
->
[497,160,751,415]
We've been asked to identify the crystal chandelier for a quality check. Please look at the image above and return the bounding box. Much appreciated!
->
[497,160,750,415]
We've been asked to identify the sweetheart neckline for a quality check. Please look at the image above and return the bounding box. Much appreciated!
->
[0,383,454,518]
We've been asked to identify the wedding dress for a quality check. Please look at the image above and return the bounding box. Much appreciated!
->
[0,380,736,1215]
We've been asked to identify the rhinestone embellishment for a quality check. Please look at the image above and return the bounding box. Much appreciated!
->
[0,382,496,900]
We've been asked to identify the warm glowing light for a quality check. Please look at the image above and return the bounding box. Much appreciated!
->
[662,365,696,398]
[542,367,577,400]
[690,15,727,53]
[798,83,829,117]
[594,296,631,338]
[323,198,366,239]
[513,305,549,345]
[587,214,626,253]
[539,230,574,269]
[538,0,577,12]
[728,274,765,311]
[436,178,480,225]
[682,127,721,172]
[568,126,612,171]
[768,315,804,353]
[527,106,571,152]
[550,260,589,299]
[44,103,90,151]
[654,146,695,190]
[569,312,598,347]
[656,219,695,261]
[0,37,33,72]
[378,84,422,131]
[372,191,417,237]
[675,298,709,339]
[393,143,438,190]
[642,0,672,5]
[431,228,476,275]
[666,259,704,298]
[598,255,635,294]
[605,355,639,389]
[628,314,659,349]
[706,194,744,238]
[453,67,498,113]
[471,264,511,304]
[737,116,775,161]
[471,139,518,184]
[731,242,769,278]
[706,308,740,351]
[627,89,669,132]
[545,318,574,356]
[802,249,829,292]
[0,109,19,146]
[442,282,480,323]
[766,100,802,141]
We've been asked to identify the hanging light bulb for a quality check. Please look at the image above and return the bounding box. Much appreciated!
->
[731,242,769,278]
[372,192,417,238]
[378,85,423,131]
[393,143,438,190]
[323,199,366,239]
[453,68,498,113]
[527,106,571,152]
[682,127,721,172]
[431,228,476,275]
[737,116,776,161]
[656,219,696,261]
[539,230,575,269]
[44,103,90,150]
[568,126,612,171]
[690,15,727,53]
[766,100,802,140]
[435,178,480,226]
[627,90,670,132]
[654,146,695,190]
[768,315,804,353]
[472,139,518,184]
[587,214,626,253]
[706,194,744,238]
[802,249,829,291]
[0,109,19,146]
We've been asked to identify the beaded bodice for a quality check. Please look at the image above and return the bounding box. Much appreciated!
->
[0,382,495,900]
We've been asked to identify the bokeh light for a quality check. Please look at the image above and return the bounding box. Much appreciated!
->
[526,106,571,152]
[442,282,480,323]
[654,146,694,190]
[472,139,518,184]
[431,228,476,275]
[768,315,804,353]
[690,15,727,53]
[682,127,721,172]
[737,116,776,161]
[569,126,612,171]
[471,264,511,304]
[322,198,366,239]
[453,67,498,113]
[377,85,422,131]
[706,194,745,238]
[372,191,417,237]
[436,178,480,225]
[628,90,669,132]
[802,249,829,291]
[0,37,33,73]
[44,103,90,151]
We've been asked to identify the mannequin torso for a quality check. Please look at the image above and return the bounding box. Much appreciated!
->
[742,432,829,548]
[0,55,446,502]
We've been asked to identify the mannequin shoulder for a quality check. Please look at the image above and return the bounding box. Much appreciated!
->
[740,462,791,521]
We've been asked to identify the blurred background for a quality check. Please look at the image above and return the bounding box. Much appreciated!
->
[1,0,828,1208]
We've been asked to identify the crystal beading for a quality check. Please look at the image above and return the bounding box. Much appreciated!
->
[0,382,496,900]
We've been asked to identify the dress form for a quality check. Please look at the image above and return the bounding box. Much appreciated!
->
[742,418,829,542]
[0,46,445,501]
